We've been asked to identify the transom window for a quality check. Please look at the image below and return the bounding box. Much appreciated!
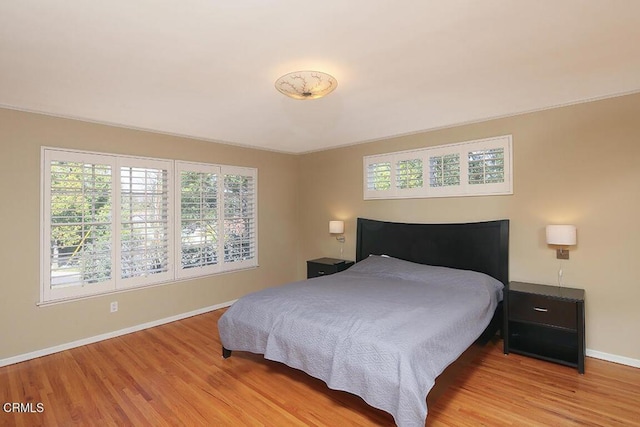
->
[363,135,512,199]
[42,148,257,303]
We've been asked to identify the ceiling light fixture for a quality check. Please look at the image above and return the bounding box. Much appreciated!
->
[275,70,337,100]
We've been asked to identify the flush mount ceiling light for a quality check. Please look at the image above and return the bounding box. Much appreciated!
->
[275,70,337,100]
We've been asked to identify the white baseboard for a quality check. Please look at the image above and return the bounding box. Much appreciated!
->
[0,300,236,368]
[4,304,640,371]
[587,348,640,369]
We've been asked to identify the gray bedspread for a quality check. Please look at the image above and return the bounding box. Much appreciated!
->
[218,255,503,426]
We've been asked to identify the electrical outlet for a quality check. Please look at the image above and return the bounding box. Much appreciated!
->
[110,301,118,313]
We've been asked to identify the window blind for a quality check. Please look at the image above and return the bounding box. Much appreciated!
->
[396,158,423,190]
[179,169,219,271]
[119,163,172,286]
[223,169,257,267]
[49,160,113,288]
[363,135,512,199]
[42,148,257,304]
[366,161,392,191]
[429,153,460,188]
[468,148,505,185]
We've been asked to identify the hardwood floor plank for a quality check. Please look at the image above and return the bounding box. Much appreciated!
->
[1,308,639,426]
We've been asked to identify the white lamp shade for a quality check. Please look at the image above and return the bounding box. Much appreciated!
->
[329,220,344,234]
[546,225,577,245]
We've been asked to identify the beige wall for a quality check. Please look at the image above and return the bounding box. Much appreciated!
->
[297,92,640,361]
[2,92,639,364]
[0,108,299,360]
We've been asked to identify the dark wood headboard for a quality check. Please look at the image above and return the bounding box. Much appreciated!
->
[355,218,509,287]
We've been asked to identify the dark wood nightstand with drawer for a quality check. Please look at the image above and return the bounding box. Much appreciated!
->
[504,281,585,373]
[307,258,354,279]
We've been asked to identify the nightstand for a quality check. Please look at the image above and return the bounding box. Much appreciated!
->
[307,258,354,279]
[504,281,585,374]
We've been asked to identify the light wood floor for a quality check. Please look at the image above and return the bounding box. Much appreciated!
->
[2,309,639,426]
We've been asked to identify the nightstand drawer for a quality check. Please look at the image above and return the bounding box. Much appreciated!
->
[509,292,577,330]
[308,262,339,277]
[306,258,354,279]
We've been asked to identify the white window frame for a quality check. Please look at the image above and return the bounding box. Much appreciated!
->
[41,148,258,304]
[363,135,512,200]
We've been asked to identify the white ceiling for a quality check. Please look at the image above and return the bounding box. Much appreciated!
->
[2,1,640,154]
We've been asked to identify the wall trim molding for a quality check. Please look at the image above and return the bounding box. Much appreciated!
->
[587,349,640,369]
[0,300,236,368]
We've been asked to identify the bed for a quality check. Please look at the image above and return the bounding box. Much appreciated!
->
[218,218,509,426]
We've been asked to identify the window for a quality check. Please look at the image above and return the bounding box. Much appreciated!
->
[396,158,423,190]
[363,135,512,199]
[366,161,392,191]
[468,148,505,185]
[222,168,257,267]
[177,164,220,277]
[429,153,460,188]
[45,151,115,301]
[175,163,257,279]
[42,148,257,303]
[119,159,173,288]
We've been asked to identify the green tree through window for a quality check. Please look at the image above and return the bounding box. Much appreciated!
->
[50,161,112,287]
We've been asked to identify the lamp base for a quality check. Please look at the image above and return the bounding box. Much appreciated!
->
[556,248,570,260]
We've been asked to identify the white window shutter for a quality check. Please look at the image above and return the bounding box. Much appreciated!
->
[118,158,174,288]
[43,150,116,302]
[364,135,512,199]
[42,149,258,304]
[176,162,222,279]
[222,166,258,270]
[364,156,395,199]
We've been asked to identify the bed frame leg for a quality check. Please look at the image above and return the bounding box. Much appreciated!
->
[222,347,232,359]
